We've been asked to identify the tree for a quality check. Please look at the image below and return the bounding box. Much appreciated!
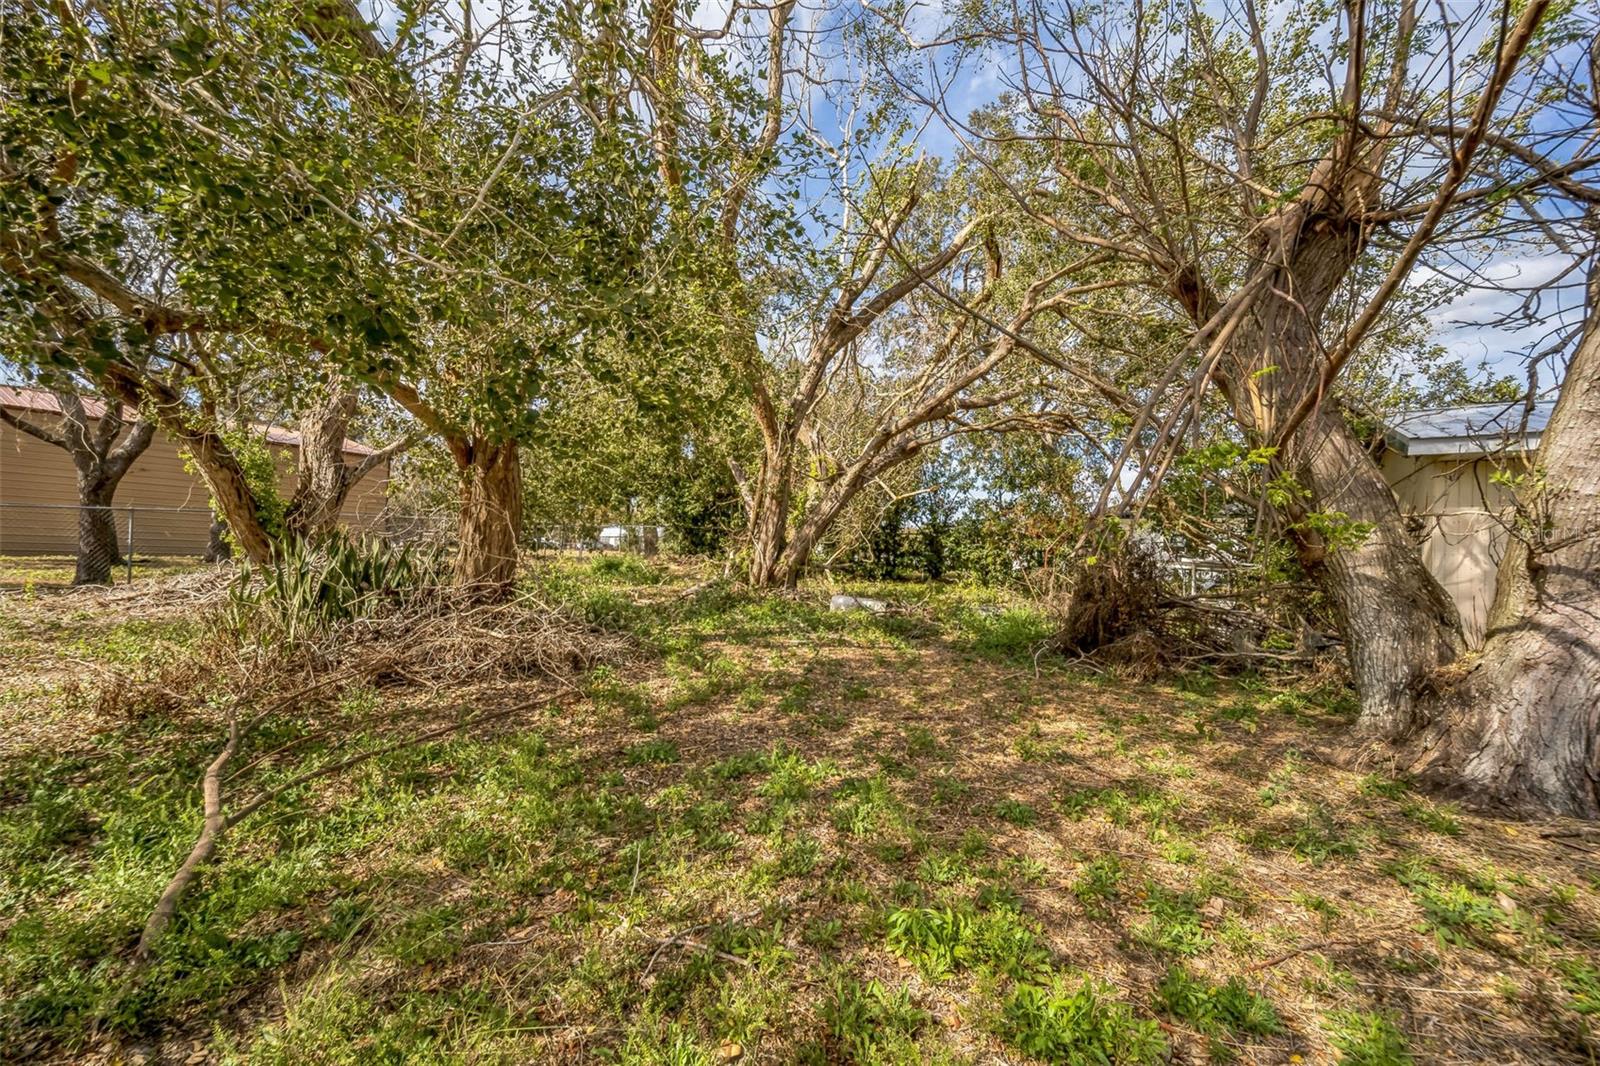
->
[642,2,1096,586]
[282,384,414,542]
[0,383,153,584]
[896,0,1600,813]
[0,0,405,564]
[1413,244,1600,816]
[2,0,701,591]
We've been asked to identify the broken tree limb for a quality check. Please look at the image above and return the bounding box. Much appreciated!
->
[132,698,541,966]
[134,712,239,963]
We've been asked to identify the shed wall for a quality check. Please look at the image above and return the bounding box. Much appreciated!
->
[1,414,389,555]
[1379,451,1523,648]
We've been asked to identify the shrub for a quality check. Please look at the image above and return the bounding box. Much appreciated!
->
[957,606,1054,661]
[225,533,442,643]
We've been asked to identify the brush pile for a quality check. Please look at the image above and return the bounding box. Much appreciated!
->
[1051,541,1332,678]
[308,588,630,690]
[222,533,630,689]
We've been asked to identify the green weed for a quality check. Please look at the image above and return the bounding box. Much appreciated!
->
[1325,1009,1413,1065]
[1154,964,1281,1060]
[997,976,1167,1065]
[883,903,1051,982]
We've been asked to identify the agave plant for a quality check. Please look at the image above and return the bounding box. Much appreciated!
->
[225,532,445,644]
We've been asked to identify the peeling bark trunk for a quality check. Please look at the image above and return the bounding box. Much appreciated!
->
[453,438,522,593]
[1410,272,1600,818]
[183,434,279,567]
[283,388,359,541]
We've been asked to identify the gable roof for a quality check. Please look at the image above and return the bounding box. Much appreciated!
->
[1380,400,1554,457]
[1,384,377,457]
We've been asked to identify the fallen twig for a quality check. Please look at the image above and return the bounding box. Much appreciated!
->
[132,696,546,965]
[134,712,239,963]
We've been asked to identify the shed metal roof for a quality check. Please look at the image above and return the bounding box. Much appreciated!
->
[1380,400,1553,457]
[1,384,377,456]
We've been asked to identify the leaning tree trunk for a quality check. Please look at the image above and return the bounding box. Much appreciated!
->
[75,479,122,585]
[1410,276,1600,818]
[1206,222,1464,735]
[98,365,277,566]
[1292,407,1464,735]
[453,438,522,593]
[183,436,278,567]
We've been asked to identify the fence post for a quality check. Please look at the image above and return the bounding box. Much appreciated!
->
[125,507,135,583]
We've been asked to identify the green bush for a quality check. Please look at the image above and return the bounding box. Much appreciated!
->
[955,606,1054,661]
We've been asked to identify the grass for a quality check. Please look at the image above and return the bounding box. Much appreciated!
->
[0,553,208,590]
[1,555,1597,1064]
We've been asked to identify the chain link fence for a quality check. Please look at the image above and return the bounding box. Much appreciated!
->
[0,502,456,585]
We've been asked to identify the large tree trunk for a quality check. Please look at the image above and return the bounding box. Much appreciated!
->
[1410,274,1600,818]
[1294,408,1464,734]
[283,388,359,541]
[746,442,792,588]
[75,479,121,585]
[453,438,522,592]
[1204,223,1465,734]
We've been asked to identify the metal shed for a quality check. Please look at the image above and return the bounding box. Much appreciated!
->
[1376,400,1554,648]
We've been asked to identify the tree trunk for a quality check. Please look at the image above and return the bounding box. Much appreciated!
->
[1205,223,1464,735]
[1293,408,1464,735]
[1409,272,1600,818]
[283,388,358,541]
[3,390,154,584]
[203,518,233,563]
[746,442,792,587]
[187,439,278,567]
[97,366,278,566]
[453,438,522,592]
[75,480,121,585]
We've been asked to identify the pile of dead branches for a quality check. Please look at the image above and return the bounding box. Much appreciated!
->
[323,588,632,690]
[127,586,630,965]
[1050,544,1336,678]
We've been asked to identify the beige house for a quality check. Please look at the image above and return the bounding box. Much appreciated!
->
[0,386,391,556]
[1377,400,1553,648]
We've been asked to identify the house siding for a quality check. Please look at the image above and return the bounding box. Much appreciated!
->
[1,412,389,555]
[1379,451,1523,649]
